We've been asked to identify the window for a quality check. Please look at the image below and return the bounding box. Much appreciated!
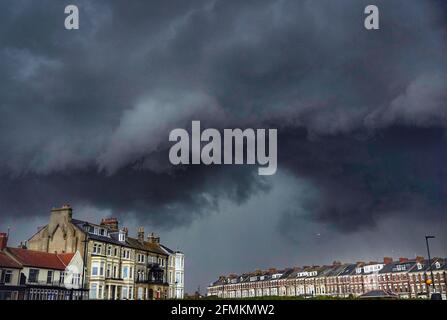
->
[122,286,128,300]
[138,287,144,300]
[29,269,39,283]
[3,270,13,284]
[122,266,129,279]
[100,262,105,276]
[114,248,118,257]
[98,285,103,299]
[73,273,81,285]
[107,246,112,256]
[72,273,80,285]
[92,262,99,276]
[90,283,97,299]
[47,271,53,284]
[106,264,111,278]
[60,271,65,284]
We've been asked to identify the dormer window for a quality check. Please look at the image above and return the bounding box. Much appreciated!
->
[435,262,441,269]
[118,231,126,242]
[417,263,423,270]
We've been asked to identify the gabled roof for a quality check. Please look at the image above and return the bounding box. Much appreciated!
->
[431,258,447,271]
[6,248,68,270]
[409,260,431,273]
[57,253,76,266]
[0,251,22,269]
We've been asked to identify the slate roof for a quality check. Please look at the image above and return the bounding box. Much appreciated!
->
[338,264,357,276]
[379,260,416,274]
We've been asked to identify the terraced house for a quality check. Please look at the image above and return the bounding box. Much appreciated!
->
[27,204,184,300]
[208,256,447,299]
[0,232,85,300]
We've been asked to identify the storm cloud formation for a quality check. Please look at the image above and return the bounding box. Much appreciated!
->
[1,0,447,290]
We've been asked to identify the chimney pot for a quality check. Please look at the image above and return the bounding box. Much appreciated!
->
[147,232,160,243]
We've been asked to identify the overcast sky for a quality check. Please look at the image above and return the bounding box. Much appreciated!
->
[1,0,447,293]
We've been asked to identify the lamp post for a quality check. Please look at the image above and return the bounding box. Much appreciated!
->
[425,235,435,297]
[81,223,90,300]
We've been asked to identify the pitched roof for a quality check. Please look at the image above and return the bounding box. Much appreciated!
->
[0,251,22,269]
[72,219,168,255]
[125,237,168,256]
[7,248,67,270]
[57,253,75,266]
[379,260,416,274]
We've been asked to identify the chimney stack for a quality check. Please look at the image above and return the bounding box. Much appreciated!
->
[100,218,119,232]
[147,232,160,244]
[383,257,393,264]
[138,227,145,242]
[399,257,409,263]
[416,256,425,263]
[49,205,73,234]
[0,233,8,250]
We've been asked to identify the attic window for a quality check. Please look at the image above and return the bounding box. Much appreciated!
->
[435,262,441,269]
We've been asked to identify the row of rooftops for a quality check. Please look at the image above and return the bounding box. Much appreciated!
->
[210,257,447,286]
[69,216,182,256]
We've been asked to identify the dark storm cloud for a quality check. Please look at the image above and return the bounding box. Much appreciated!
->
[0,164,269,227]
[279,126,447,235]
[0,0,447,236]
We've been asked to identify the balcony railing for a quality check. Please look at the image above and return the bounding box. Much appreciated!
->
[135,278,166,285]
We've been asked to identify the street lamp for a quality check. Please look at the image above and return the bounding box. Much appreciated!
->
[424,235,435,297]
[81,223,90,300]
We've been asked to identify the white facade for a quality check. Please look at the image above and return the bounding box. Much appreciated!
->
[174,252,185,299]
[161,245,185,299]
